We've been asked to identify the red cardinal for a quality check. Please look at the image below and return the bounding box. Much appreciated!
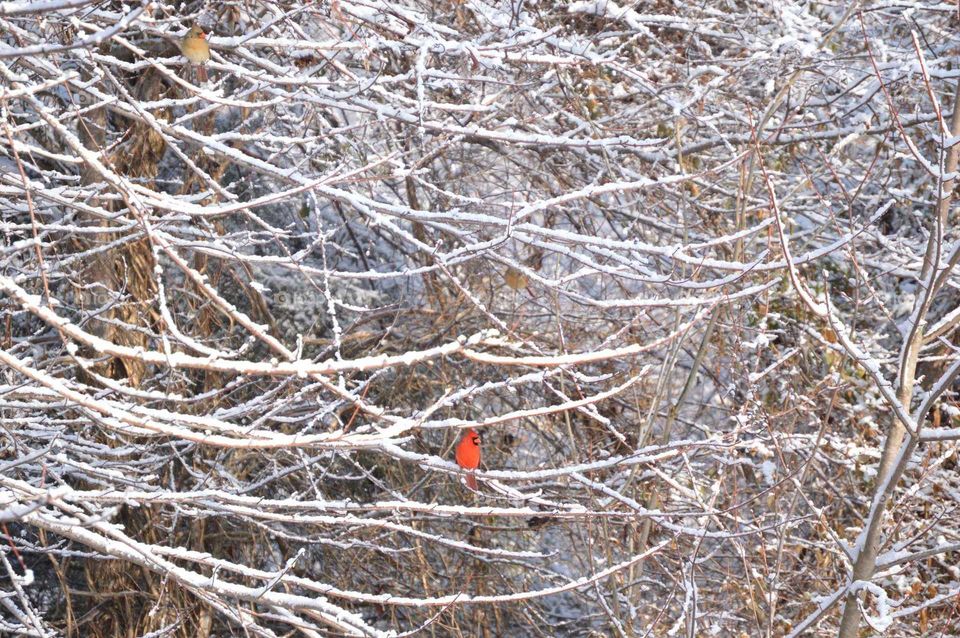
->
[455,428,481,490]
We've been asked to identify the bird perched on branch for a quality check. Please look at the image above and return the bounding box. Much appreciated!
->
[180,25,210,82]
[504,266,529,291]
[455,428,482,491]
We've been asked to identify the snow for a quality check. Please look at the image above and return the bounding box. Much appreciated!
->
[5,2,960,636]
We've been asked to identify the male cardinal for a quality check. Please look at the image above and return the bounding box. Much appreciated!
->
[180,26,210,82]
[455,428,481,490]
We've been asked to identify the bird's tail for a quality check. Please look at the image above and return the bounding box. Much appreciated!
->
[466,474,477,491]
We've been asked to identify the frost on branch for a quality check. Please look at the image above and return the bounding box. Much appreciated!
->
[2,1,960,637]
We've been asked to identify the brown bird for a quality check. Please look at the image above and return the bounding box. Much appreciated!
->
[504,267,528,291]
[180,26,210,82]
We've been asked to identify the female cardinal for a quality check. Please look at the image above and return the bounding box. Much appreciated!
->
[455,428,481,490]
[180,25,210,82]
